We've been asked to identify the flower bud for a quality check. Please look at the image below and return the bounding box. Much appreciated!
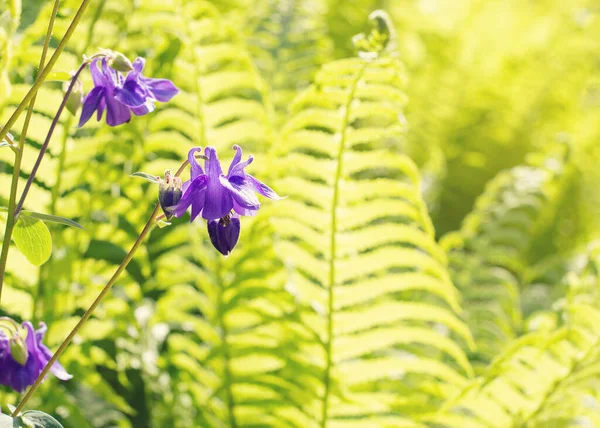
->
[64,77,83,116]
[107,50,134,73]
[158,170,182,220]
[207,213,241,256]
[9,334,28,366]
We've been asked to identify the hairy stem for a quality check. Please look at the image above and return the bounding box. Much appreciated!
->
[13,203,161,415]
[0,0,60,303]
[0,0,93,145]
[13,60,90,218]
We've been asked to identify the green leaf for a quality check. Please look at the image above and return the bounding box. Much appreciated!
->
[21,211,83,230]
[131,172,159,184]
[0,410,63,428]
[19,411,63,428]
[13,215,52,266]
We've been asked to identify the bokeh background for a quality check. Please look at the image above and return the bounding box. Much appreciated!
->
[1,0,600,426]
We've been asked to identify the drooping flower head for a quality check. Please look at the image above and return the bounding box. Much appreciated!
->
[173,146,282,255]
[0,319,71,393]
[79,52,178,128]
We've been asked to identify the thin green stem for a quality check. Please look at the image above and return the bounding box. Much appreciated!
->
[12,159,190,415]
[0,0,60,303]
[0,0,93,145]
[37,0,107,323]
[14,60,90,218]
[12,203,161,416]
[321,61,369,427]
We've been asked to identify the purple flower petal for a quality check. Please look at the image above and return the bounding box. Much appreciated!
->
[104,95,132,127]
[34,323,71,381]
[130,100,156,116]
[78,86,104,127]
[97,97,106,121]
[173,175,208,218]
[228,145,243,176]
[141,77,179,102]
[202,147,233,220]
[228,154,254,179]
[90,59,107,87]
[207,216,241,256]
[219,175,260,210]
[38,344,72,380]
[246,174,283,199]
[188,147,204,180]
[114,80,147,107]
[132,57,145,74]
[233,200,258,217]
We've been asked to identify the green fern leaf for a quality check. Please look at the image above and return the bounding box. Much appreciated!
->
[272,30,473,425]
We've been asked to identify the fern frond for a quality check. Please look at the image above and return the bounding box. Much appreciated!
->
[272,32,473,425]
[442,142,571,368]
[426,242,600,428]
[244,0,333,124]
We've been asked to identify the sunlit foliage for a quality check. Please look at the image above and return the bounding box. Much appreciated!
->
[1,0,600,426]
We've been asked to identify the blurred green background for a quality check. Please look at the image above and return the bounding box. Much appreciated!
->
[1,0,600,427]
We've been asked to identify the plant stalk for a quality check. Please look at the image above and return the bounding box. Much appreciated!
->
[0,0,60,303]
[12,203,161,416]
[13,60,90,219]
[0,0,93,145]
[12,159,190,415]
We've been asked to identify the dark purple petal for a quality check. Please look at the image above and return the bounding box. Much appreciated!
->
[97,97,106,121]
[207,216,241,256]
[173,175,208,218]
[219,175,260,210]
[246,174,283,199]
[188,147,204,180]
[114,80,147,107]
[78,86,104,127]
[104,96,131,127]
[202,147,233,220]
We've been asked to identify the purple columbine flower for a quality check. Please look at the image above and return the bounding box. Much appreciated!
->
[173,146,282,255]
[0,321,71,393]
[79,55,178,128]
[114,58,179,116]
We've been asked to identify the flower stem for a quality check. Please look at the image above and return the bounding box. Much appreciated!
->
[12,160,190,415]
[0,0,60,303]
[0,0,93,145]
[12,203,161,416]
[13,60,90,219]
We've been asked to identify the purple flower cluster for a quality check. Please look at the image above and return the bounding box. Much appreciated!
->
[172,146,282,255]
[79,56,178,127]
[0,321,71,393]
